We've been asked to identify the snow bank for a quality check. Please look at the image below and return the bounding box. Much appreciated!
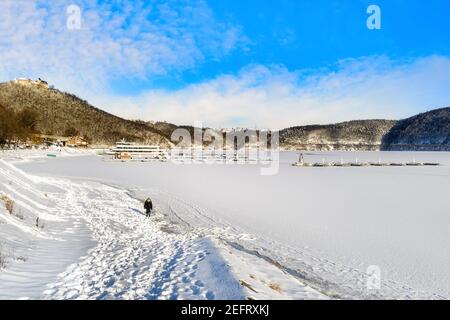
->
[0,147,95,164]
[0,160,93,299]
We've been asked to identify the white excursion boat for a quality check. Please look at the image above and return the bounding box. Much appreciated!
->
[107,141,168,161]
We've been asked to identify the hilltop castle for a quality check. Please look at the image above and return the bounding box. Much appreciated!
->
[12,78,50,89]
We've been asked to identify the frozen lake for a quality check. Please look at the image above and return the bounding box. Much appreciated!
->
[17,151,450,299]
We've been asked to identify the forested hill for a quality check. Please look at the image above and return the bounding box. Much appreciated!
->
[381,107,450,151]
[0,80,171,146]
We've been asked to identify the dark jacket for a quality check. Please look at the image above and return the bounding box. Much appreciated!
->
[144,199,153,212]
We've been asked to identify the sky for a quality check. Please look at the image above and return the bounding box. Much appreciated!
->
[0,0,449,128]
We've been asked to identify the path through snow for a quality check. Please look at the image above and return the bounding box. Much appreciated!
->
[1,158,325,300]
[40,180,241,300]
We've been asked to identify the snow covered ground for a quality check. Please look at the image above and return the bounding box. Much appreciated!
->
[11,150,450,300]
[0,150,325,300]
[1,150,449,299]
[0,147,95,163]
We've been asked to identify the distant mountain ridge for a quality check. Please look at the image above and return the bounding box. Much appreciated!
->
[280,120,397,151]
[279,108,449,151]
[0,79,448,150]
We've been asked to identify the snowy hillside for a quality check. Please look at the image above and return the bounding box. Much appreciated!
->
[381,107,450,151]
[280,120,396,151]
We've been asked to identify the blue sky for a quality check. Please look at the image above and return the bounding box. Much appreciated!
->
[0,0,449,127]
[113,0,450,93]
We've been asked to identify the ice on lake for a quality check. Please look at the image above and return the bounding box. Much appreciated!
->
[17,151,450,299]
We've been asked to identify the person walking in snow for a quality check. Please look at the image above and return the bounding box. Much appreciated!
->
[144,198,153,217]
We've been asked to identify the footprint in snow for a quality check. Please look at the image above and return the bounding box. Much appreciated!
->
[64,289,80,299]
[194,280,205,287]
[205,291,215,300]
[190,285,200,295]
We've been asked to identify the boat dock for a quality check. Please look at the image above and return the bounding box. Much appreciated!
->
[291,153,440,168]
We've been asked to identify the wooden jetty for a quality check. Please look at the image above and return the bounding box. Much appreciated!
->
[291,153,440,168]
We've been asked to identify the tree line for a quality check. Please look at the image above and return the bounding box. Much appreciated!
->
[0,104,38,149]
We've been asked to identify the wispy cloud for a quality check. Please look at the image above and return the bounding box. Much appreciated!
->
[0,0,248,94]
[98,55,450,128]
[1,2,449,128]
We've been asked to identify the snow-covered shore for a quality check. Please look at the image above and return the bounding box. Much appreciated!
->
[13,150,450,300]
[0,150,325,300]
[0,147,96,163]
